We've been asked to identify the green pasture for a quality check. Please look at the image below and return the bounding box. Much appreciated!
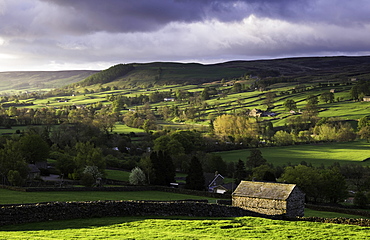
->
[105,170,234,184]
[105,169,131,181]
[0,216,368,239]
[0,126,27,135]
[0,189,216,205]
[318,101,370,120]
[113,122,145,134]
[304,208,369,219]
[215,141,370,167]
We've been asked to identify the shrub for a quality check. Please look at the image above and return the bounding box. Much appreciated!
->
[129,167,146,185]
[353,191,368,208]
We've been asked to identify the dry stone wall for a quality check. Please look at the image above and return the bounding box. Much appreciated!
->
[0,200,264,226]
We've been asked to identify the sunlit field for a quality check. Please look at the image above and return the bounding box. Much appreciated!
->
[215,141,370,167]
[0,216,368,239]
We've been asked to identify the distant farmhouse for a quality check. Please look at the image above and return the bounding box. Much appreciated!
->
[249,108,278,118]
[164,97,175,102]
[232,181,305,217]
[363,96,370,102]
[204,172,226,194]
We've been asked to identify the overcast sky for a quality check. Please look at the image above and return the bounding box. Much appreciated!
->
[0,0,370,71]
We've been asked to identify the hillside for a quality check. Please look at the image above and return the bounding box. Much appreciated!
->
[70,56,370,88]
[1,56,369,93]
[0,70,98,93]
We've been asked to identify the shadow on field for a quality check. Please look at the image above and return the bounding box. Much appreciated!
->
[0,216,230,231]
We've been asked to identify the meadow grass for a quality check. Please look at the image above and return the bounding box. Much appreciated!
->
[113,122,145,133]
[304,208,369,219]
[215,141,370,167]
[0,216,368,239]
[105,169,130,181]
[0,126,27,135]
[0,189,215,205]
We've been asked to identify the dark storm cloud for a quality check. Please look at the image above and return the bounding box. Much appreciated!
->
[38,0,370,34]
[1,0,370,71]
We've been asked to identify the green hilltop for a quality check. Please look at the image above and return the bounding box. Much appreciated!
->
[69,56,370,89]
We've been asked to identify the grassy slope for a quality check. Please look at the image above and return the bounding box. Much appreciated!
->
[0,216,368,239]
[3,56,369,92]
[0,70,97,93]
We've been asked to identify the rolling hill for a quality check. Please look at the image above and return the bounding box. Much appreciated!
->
[69,56,370,89]
[0,70,98,93]
[1,56,370,93]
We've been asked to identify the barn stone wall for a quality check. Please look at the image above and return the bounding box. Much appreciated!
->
[232,196,288,216]
[286,188,305,217]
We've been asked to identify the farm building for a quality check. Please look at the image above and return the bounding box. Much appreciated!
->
[232,181,305,217]
[204,172,225,192]
[363,96,370,102]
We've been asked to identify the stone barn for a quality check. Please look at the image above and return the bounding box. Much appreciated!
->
[232,181,305,217]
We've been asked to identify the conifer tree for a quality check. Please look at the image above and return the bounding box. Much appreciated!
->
[234,159,246,184]
[246,148,267,169]
[150,150,175,186]
[185,156,205,190]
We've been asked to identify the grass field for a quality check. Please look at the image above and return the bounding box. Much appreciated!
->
[215,141,370,167]
[105,169,131,181]
[0,189,217,205]
[304,208,369,219]
[113,122,145,134]
[0,216,368,239]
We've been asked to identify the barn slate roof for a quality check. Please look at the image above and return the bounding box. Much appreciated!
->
[232,181,298,201]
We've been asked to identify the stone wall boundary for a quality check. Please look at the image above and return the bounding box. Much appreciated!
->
[0,200,264,226]
[1,201,370,227]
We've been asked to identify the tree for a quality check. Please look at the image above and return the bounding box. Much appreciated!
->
[283,99,297,111]
[263,92,275,108]
[213,114,258,143]
[74,142,105,176]
[353,191,368,208]
[185,156,205,190]
[246,149,267,169]
[232,83,242,93]
[234,159,246,184]
[320,92,334,103]
[340,164,369,191]
[314,124,337,142]
[80,165,103,187]
[201,87,210,100]
[302,102,319,124]
[336,123,356,142]
[54,151,76,177]
[273,130,294,146]
[358,126,370,142]
[281,165,321,202]
[202,154,227,176]
[358,116,370,131]
[306,95,319,105]
[0,140,29,185]
[319,168,347,203]
[252,165,275,182]
[149,151,175,186]
[129,167,146,185]
[350,85,360,101]
[18,134,50,164]
[7,170,24,186]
